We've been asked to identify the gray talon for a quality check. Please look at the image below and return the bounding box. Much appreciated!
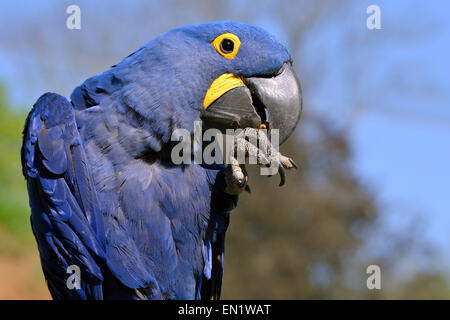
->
[278,163,286,187]
[290,158,298,169]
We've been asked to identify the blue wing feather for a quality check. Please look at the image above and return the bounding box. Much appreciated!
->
[22,93,106,299]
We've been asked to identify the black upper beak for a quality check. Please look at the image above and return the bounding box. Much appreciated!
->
[201,62,302,145]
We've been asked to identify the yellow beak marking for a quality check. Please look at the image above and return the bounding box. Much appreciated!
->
[203,73,245,109]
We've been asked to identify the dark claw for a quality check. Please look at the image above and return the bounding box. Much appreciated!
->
[244,184,251,194]
[289,158,298,169]
[278,163,286,187]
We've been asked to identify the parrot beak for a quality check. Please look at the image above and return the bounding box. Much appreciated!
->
[201,62,302,145]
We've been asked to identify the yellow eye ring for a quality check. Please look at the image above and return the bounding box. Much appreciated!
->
[211,33,241,59]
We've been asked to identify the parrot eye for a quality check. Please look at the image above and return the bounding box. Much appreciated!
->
[220,39,234,53]
[211,33,241,59]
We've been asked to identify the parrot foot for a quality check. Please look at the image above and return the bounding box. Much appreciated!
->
[224,128,298,194]
[232,128,277,166]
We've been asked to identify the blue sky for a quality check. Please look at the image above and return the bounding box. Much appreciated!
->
[351,1,450,257]
[0,0,449,267]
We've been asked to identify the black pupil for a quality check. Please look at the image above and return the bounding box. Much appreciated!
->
[220,39,234,53]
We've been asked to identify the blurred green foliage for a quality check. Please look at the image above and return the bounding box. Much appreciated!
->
[0,87,32,238]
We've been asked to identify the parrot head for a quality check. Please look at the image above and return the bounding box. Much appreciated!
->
[190,21,303,145]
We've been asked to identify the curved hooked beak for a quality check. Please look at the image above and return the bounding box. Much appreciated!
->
[201,62,302,145]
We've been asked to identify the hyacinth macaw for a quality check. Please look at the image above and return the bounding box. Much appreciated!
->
[21,21,302,300]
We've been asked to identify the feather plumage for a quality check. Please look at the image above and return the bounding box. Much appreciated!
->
[22,21,291,299]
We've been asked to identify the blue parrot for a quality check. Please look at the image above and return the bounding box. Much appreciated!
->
[21,21,302,299]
